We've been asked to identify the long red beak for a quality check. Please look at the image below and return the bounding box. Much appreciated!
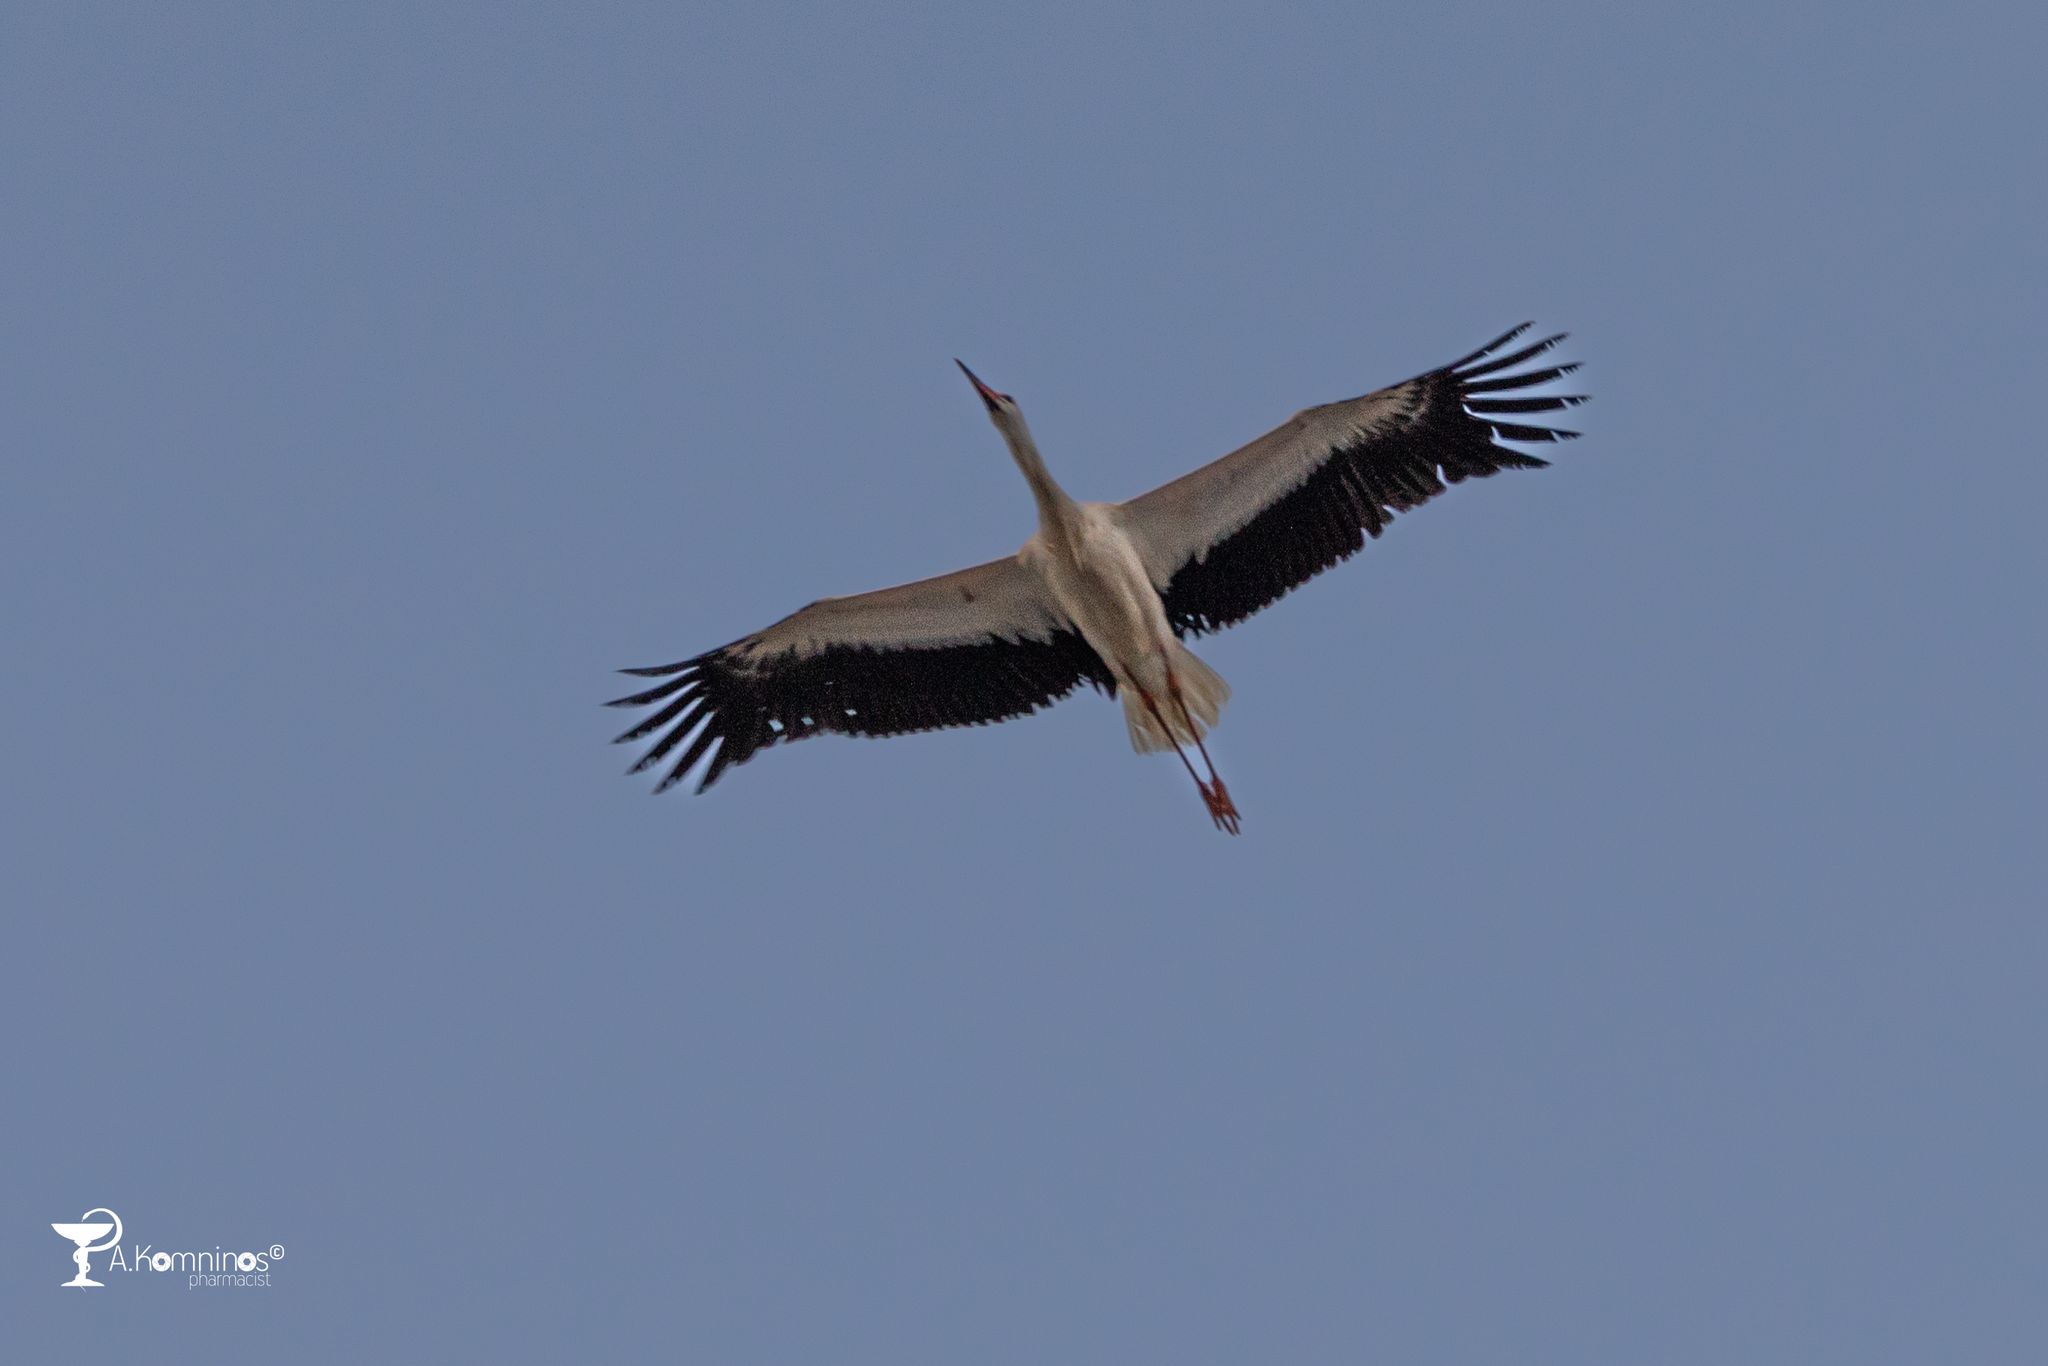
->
[954,359,1004,412]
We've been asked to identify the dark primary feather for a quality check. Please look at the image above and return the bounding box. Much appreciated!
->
[609,630,1115,794]
[1158,323,1584,637]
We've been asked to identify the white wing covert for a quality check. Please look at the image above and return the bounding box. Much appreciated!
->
[1118,323,1584,636]
[610,557,1113,792]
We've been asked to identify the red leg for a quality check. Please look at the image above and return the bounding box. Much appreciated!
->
[1136,686,1235,834]
[1167,673,1239,835]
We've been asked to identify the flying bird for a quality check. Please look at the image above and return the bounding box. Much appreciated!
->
[611,323,1583,833]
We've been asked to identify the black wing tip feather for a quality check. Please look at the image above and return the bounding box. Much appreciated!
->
[1445,321,1535,371]
[1446,334,1581,446]
[1160,321,1586,637]
[608,633,1113,797]
[1446,323,1584,443]
[1452,330,1569,382]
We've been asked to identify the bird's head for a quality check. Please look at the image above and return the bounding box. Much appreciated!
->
[954,359,1023,430]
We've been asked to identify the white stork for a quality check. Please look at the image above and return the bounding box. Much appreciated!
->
[611,323,1583,833]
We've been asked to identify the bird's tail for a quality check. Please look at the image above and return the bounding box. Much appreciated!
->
[1122,644,1231,753]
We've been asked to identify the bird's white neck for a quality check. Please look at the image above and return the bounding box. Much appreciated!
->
[1003,422,1081,544]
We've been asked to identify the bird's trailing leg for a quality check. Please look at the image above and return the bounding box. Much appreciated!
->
[1137,686,1239,836]
[1167,672,1240,835]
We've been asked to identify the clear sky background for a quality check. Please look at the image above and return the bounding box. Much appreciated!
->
[5,2,2043,1361]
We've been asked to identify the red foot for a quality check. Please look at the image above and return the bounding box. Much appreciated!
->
[1203,778,1242,836]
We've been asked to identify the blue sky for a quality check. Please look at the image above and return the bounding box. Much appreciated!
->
[5,2,2043,1361]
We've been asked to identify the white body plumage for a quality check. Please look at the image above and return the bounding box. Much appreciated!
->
[610,324,1583,834]
[1020,500,1230,757]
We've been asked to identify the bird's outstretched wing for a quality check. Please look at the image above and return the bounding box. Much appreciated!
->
[610,556,1113,793]
[1116,323,1584,637]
